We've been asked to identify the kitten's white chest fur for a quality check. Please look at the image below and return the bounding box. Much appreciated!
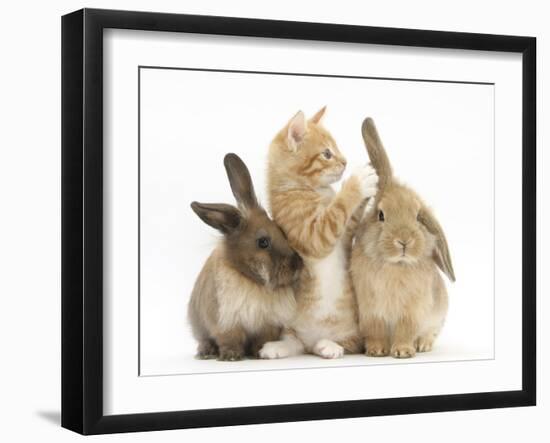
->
[310,185,347,320]
[295,241,346,350]
[296,185,349,347]
[310,239,347,320]
[296,239,348,349]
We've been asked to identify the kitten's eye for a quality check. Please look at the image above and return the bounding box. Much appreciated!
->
[257,237,271,249]
[378,210,385,222]
[323,149,333,159]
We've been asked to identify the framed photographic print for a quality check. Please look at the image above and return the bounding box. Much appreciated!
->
[61,8,536,435]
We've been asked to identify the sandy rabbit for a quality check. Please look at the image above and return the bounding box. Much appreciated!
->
[351,118,455,358]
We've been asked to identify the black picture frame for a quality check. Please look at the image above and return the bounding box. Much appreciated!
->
[61,8,536,435]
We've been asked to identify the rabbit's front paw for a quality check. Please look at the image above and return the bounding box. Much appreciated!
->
[196,340,218,360]
[390,343,416,359]
[415,336,434,353]
[351,164,378,199]
[218,348,244,361]
[366,342,389,357]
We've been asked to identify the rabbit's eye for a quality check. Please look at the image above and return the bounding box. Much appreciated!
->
[378,210,385,222]
[257,237,271,249]
[322,149,333,159]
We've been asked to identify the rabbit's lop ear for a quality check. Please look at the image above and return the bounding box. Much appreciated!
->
[418,208,456,282]
[361,117,393,192]
[224,153,258,210]
[190,202,242,234]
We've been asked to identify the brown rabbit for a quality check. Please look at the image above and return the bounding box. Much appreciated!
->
[188,153,302,361]
[351,118,455,359]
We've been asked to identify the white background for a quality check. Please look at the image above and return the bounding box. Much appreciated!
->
[139,67,495,376]
[0,0,546,442]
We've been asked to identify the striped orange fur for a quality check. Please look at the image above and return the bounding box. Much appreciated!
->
[259,108,378,359]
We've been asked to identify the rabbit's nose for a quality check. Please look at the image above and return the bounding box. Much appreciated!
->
[395,239,411,249]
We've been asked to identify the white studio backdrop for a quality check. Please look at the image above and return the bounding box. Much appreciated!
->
[139,67,495,376]
[2,1,548,442]
[103,28,522,415]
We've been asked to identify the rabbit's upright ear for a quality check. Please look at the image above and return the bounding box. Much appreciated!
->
[224,153,258,210]
[418,208,456,282]
[361,118,393,194]
[190,202,242,234]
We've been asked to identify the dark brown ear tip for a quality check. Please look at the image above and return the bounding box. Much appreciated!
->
[190,201,202,213]
[223,153,242,168]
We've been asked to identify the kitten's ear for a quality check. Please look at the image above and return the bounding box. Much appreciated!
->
[287,111,307,152]
[310,106,326,124]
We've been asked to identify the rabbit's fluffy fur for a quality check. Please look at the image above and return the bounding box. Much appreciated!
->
[188,246,297,360]
[350,118,455,358]
[188,154,302,361]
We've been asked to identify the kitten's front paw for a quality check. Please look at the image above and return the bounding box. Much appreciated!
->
[364,195,376,214]
[259,341,291,359]
[313,339,344,359]
[352,164,378,199]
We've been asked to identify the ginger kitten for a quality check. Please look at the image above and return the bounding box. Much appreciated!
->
[259,107,378,359]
